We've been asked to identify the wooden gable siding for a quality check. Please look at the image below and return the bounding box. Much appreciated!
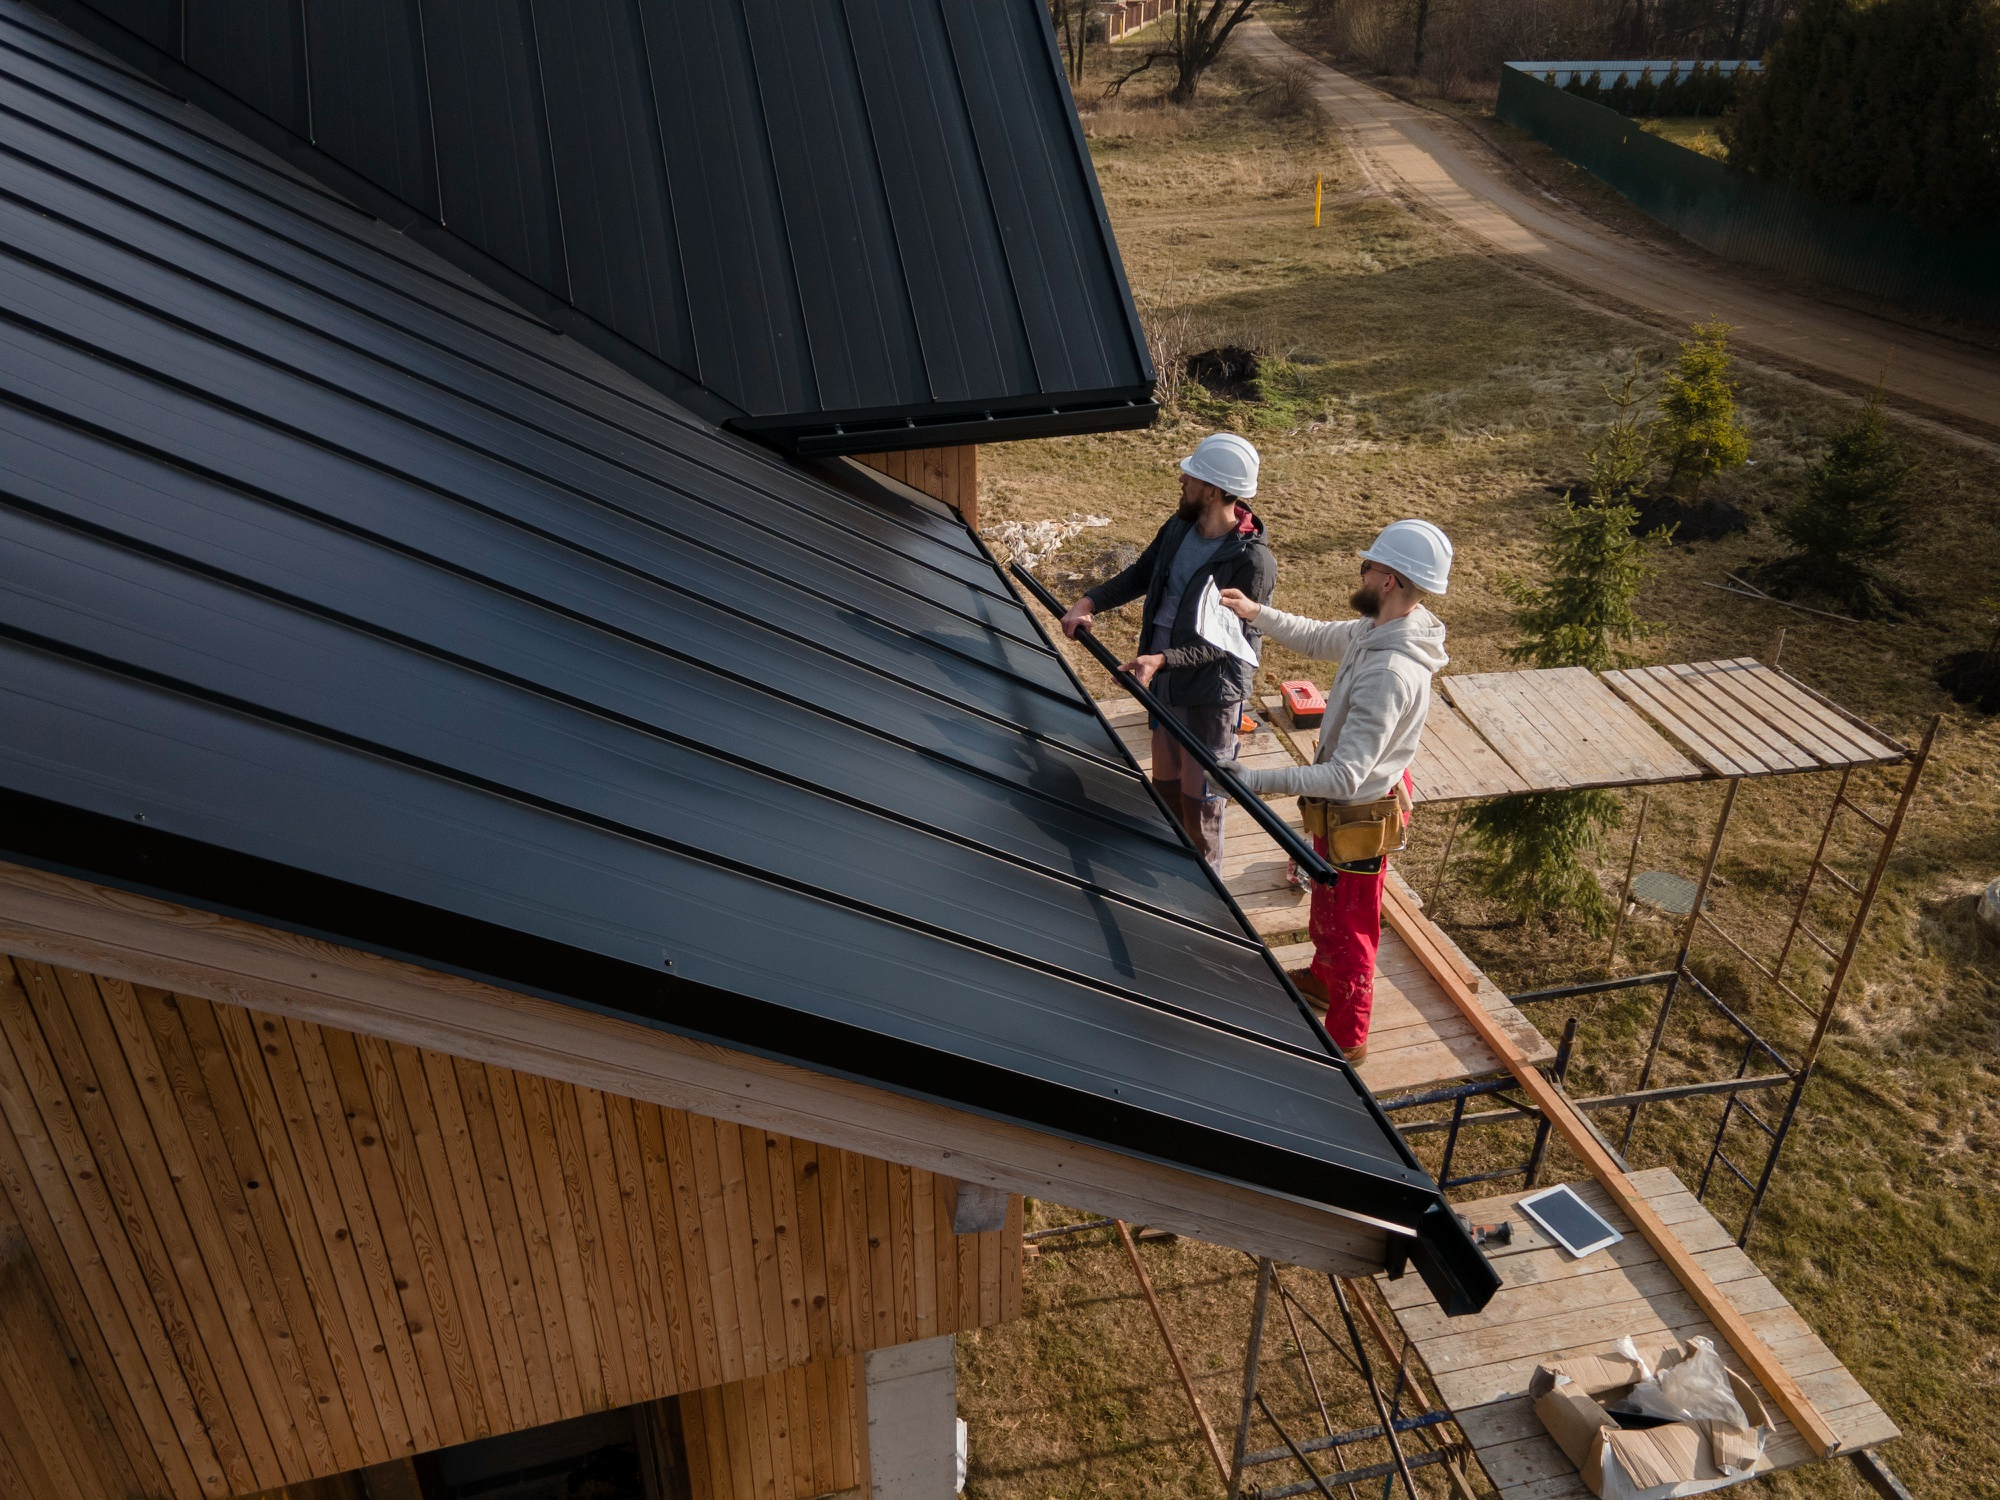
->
[854,446,979,529]
[679,1354,868,1500]
[0,955,1019,1499]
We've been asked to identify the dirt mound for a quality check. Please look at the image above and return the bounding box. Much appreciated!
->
[1632,491,1751,541]
[1185,346,1260,401]
[1057,540,1143,593]
[1936,650,2000,713]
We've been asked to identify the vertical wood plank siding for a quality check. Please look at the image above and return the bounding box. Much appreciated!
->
[855,446,980,530]
[0,956,1018,1499]
[679,1354,866,1500]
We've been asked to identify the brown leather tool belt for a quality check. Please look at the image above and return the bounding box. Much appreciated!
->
[1298,781,1412,864]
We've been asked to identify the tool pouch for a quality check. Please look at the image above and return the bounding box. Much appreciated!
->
[1299,783,1411,863]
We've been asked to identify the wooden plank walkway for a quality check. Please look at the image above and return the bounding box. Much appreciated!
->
[1260,658,1902,809]
[1379,1169,1899,1499]
[1263,694,1531,808]
[1444,668,1706,793]
[1095,699,1553,1093]
[1603,659,1905,778]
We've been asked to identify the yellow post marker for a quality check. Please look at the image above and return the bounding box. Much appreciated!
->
[1313,173,1322,227]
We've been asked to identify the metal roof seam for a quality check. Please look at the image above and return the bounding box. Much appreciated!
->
[1,618,1310,1054]
[823,0,938,407]
[626,0,703,395]
[732,0,835,419]
[1,486,1241,934]
[922,0,1045,397]
[0,281,1073,702]
[517,0,573,319]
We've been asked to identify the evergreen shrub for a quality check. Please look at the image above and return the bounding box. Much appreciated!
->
[1756,395,1912,615]
[1466,371,1667,930]
[1652,321,1750,503]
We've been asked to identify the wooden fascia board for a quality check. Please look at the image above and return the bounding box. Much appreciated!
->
[0,859,1391,1277]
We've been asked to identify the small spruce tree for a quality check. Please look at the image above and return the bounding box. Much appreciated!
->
[1759,394,1911,614]
[1467,370,1666,931]
[1652,321,1750,502]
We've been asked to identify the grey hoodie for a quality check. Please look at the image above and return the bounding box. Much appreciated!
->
[1236,605,1449,803]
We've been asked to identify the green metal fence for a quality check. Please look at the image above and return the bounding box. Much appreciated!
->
[1497,64,2000,326]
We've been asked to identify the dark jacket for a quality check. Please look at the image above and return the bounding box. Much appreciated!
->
[1085,504,1276,705]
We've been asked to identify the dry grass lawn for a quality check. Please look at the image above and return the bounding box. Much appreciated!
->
[957,36,2000,1500]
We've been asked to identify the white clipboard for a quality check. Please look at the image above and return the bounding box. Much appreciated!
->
[1194,577,1259,665]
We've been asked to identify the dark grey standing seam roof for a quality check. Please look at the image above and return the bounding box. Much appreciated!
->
[0,2,1491,1313]
[33,0,1158,453]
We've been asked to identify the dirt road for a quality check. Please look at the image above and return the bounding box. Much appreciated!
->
[1235,20,2000,443]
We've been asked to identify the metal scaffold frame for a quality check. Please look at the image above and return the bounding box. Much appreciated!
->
[1393,713,1936,1248]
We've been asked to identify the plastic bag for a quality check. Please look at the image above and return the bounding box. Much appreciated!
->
[1602,1336,1682,1425]
[1613,1335,1655,1381]
[1657,1337,1749,1427]
[1607,1378,1685,1424]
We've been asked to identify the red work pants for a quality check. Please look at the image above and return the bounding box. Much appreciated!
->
[1306,770,1411,1051]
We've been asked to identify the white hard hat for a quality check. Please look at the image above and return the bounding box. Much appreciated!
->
[1179,432,1260,499]
[1360,518,1453,595]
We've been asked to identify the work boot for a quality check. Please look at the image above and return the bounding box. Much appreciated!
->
[1287,968,1369,1064]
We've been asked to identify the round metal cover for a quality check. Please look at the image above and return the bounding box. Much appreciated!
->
[1630,869,1701,915]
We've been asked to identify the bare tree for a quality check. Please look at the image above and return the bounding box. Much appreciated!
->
[1107,0,1260,102]
[1048,0,1088,83]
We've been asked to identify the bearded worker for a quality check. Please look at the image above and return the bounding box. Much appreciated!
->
[1216,519,1452,1063]
[1060,433,1274,868]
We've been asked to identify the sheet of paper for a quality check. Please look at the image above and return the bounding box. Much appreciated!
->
[1195,577,1260,665]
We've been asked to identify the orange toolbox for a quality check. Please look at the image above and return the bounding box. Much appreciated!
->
[1280,679,1325,728]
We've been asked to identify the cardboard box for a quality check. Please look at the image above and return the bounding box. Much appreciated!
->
[1529,1342,1775,1500]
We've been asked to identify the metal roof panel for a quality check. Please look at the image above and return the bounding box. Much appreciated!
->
[0,7,1484,1293]
[38,0,1153,444]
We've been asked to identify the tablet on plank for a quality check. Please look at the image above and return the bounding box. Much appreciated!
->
[1518,1183,1623,1257]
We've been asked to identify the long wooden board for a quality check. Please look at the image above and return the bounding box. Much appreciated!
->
[1602,660,1904,777]
[1377,880,1844,1458]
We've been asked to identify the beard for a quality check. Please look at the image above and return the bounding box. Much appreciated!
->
[1350,581,1383,618]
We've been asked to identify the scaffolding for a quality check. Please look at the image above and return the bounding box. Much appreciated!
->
[1078,655,1935,1498]
[1395,710,1936,1249]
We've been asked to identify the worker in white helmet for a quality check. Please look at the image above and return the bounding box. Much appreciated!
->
[1217,519,1452,1063]
[1061,433,1275,868]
